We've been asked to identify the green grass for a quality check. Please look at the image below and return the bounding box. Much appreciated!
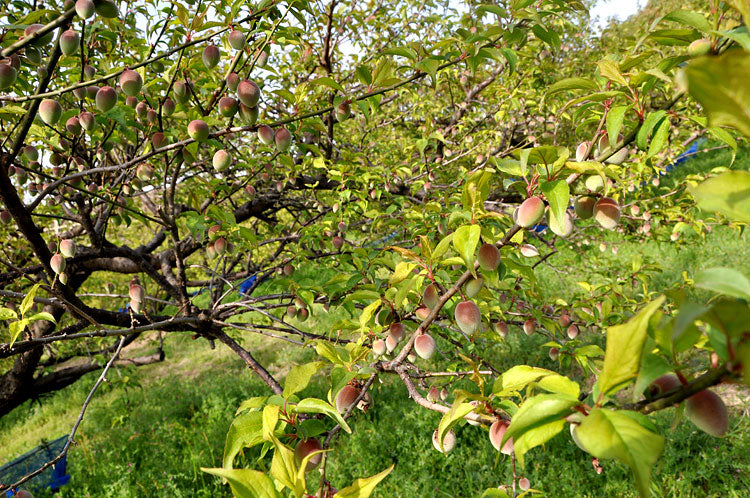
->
[1,144,749,497]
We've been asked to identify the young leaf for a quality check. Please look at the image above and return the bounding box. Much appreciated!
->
[334,464,394,498]
[295,398,352,434]
[694,267,750,300]
[437,398,476,451]
[689,171,750,223]
[201,467,280,498]
[223,411,264,469]
[574,409,665,497]
[452,224,481,272]
[283,362,324,398]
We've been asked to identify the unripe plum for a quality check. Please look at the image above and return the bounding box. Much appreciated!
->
[332,235,344,250]
[523,319,536,336]
[414,333,436,359]
[188,120,209,142]
[212,150,231,171]
[152,132,166,148]
[163,97,175,116]
[549,347,560,360]
[593,197,621,230]
[389,322,405,342]
[76,0,95,19]
[427,387,441,403]
[520,244,539,258]
[173,80,189,103]
[477,243,500,271]
[274,127,292,152]
[688,38,711,57]
[574,196,596,219]
[415,307,430,320]
[95,86,118,112]
[59,29,80,56]
[489,419,514,454]
[228,30,246,51]
[0,64,18,90]
[202,44,220,69]
[584,175,604,193]
[567,324,579,339]
[79,111,95,131]
[257,124,274,144]
[14,490,33,498]
[516,196,545,227]
[455,300,480,335]
[372,339,386,356]
[686,389,728,437]
[120,69,142,97]
[494,320,508,338]
[237,79,261,107]
[465,277,483,298]
[286,305,297,319]
[65,116,81,134]
[24,24,53,47]
[432,429,456,453]
[50,253,66,274]
[238,104,259,124]
[39,99,62,125]
[518,477,530,491]
[294,438,323,472]
[60,239,76,258]
[218,96,238,117]
[226,72,240,92]
[335,384,360,413]
[335,102,351,122]
[423,283,439,309]
[385,334,398,353]
[94,0,119,18]
[575,141,589,162]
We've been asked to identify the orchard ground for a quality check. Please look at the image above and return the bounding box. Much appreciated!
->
[2,145,749,497]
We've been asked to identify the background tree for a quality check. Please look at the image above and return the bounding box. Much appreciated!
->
[0,0,748,496]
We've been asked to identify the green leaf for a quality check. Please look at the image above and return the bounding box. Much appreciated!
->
[452,224,481,273]
[437,399,475,451]
[295,398,351,434]
[597,60,629,87]
[598,297,665,397]
[663,10,712,33]
[382,47,417,60]
[686,50,750,139]
[262,404,279,442]
[540,180,569,233]
[546,77,599,96]
[646,118,670,158]
[359,300,382,331]
[494,366,579,398]
[9,319,29,348]
[689,171,750,223]
[502,394,579,466]
[606,106,629,147]
[201,467,279,498]
[390,261,417,285]
[20,283,41,316]
[270,438,305,496]
[223,411,264,469]
[726,0,750,26]
[574,409,665,497]
[312,76,345,93]
[283,362,324,398]
[28,311,55,323]
[694,267,750,300]
[432,232,454,261]
[636,111,667,151]
[334,464,394,498]
[0,308,18,321]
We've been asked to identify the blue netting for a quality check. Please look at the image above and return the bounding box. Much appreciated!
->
[0,435,71,495]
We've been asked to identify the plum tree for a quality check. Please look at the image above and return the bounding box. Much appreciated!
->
[477,243,500,271]
[414,333,436,359]
[187,120,210,142]
[335,385,361,414]
[95,86,118,112]
[39,99,62,125]
[593,197,621,230]
[294,439,323,472]
[516,196,545,227]
[120,69,143,97]
[202,44,220,69]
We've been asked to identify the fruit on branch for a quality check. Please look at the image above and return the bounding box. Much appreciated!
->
[423,283,439,310]
[238,104,259,124]
[218,96,238,117]
[24,24,54,47]
[162,97,175,116]
[0,63,18,90]
[173,80,189,103]
[275,127,292,152]
[60,239,76,258]
[335,385,361,414]
[432,429,456,454]
[120,69,142,97]
[202,44,220,69]
[477,243,500,271]
[257,124,274,145]
[297,308,309,322]
[549,347,560,360]
[550,210,575,237]
[151,132,166,148]
[455,300,481,335]
[50,253,66,274]
[79,111,94,131]
[228,30,246,51]
[686,389,728,437]
[294,438,323,472]
[335,102,351,122]
[688,38,711,57]
[212,149,231,171]
[385,334,398,353]
[136,164,154,181]
[22,145,37,161]
[389,322,405,342]
[574,196,595,219]
[489,419,514,454]
[214,237,228,255]
[94,0,119,18]
[237,79,261,107]
[518,477,531,492]
[559,312,571,327]
[584,175,604,193]
[95,86,117,112]
[575,141,589,162]
[593,197,621,230]
[523,319,536,336]
[427,387,441,403]
[465,277,483,298]
[516,196,545,227]
[372,339,386,356]
[283,264,294,276]
[415,307,430,320]
[567,324,579,339]
[76,0,95,19]
[649,374,681,397]
[129,279,145,303]
[466,400,483,426]
[494,320,508,338]
[59,29,79,56]
[147,107,158,123]
[286,305,297,319]
[255,48,269,67]
[414,333,436,359]
[135,101,148,120]
[65,116,81,134]
[332,235,344,250]
[188,120,210,142]
[39,99,62,125]
[520,244,539,258]
[226,72,240,92]
[86,85,99,99]
[357,390,373,411]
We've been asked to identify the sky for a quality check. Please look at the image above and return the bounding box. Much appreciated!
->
[590,0,644,31]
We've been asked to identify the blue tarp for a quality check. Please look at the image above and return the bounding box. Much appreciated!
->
[0,435,70,495]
